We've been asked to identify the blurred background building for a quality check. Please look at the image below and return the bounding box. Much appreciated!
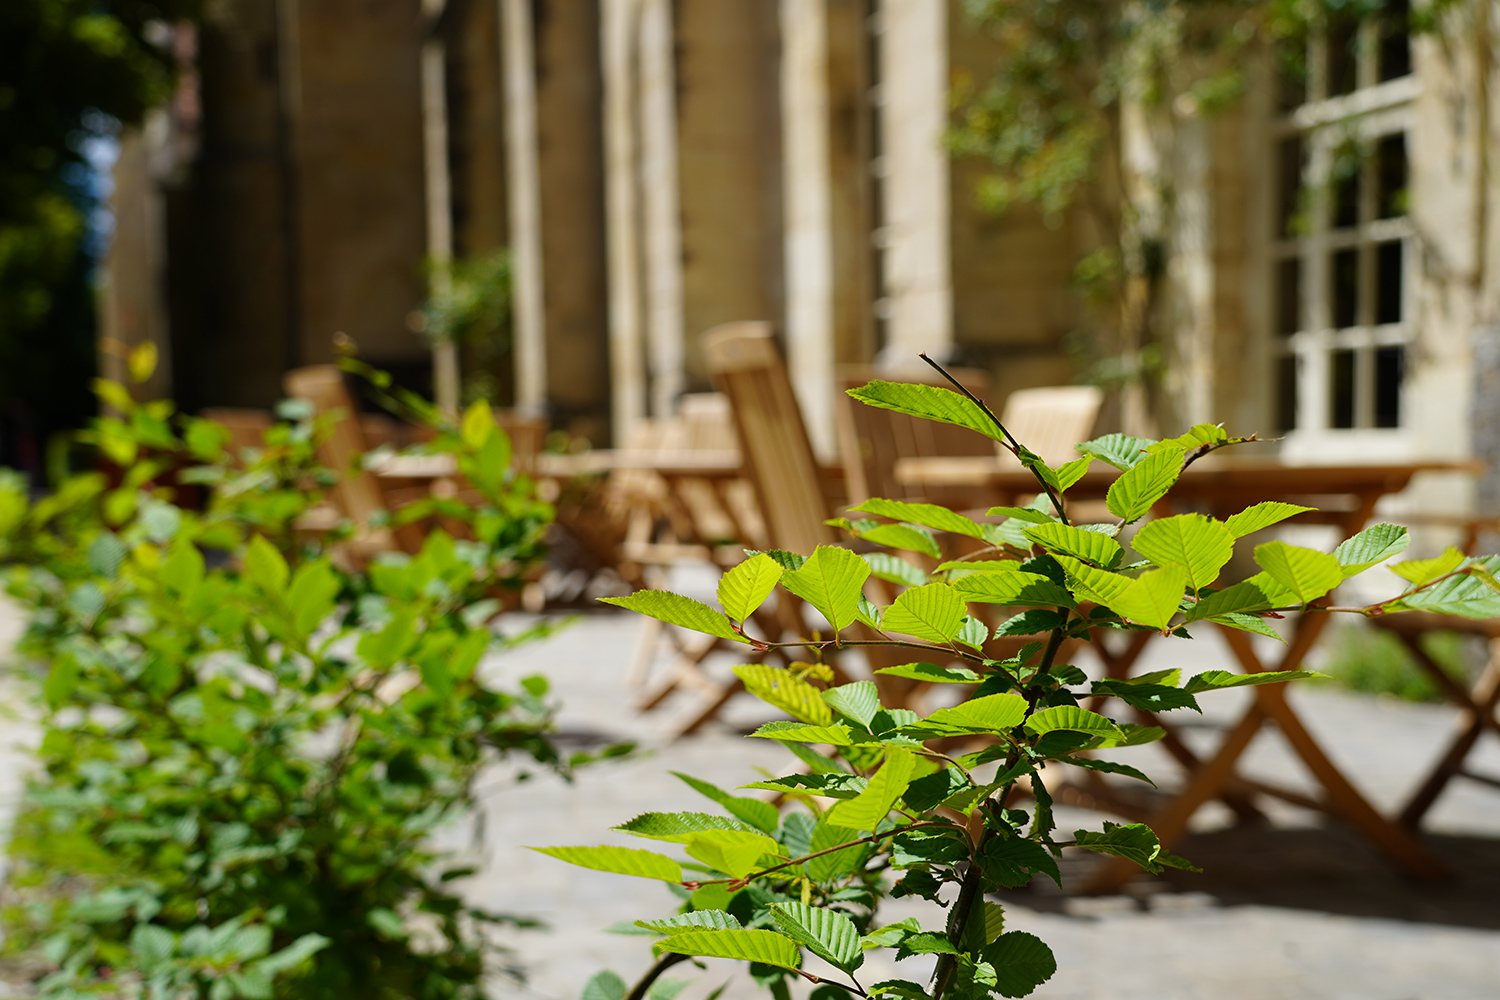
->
[87,0,1500,516]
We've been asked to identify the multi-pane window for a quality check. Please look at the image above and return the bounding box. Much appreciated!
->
[1272,4,1413,442]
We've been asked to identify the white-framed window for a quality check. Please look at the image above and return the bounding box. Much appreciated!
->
[1272,5,1415,457]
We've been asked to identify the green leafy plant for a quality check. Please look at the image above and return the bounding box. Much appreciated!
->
[541,365,1500,999]
[0,362,615,998]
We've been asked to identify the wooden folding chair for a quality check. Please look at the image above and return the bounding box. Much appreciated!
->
[283,365,425,558]
[993,386,1103,469]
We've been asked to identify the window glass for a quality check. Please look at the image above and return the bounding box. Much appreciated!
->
[1375,134,1407,219]
[1277,355,1299,431]
[1330,349,1357,428]
[1327,18,1359,97]
[1277,258,1302,335]
[1332,248,1360,328]
[1277,136,1304,237]
[1378,0,1412,82]
[1374,346,1404,427]
[1376,240,1403,324]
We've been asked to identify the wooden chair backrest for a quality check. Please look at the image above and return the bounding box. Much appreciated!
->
[835,366,994,504]
[283,365,388,526]
[702,322,835,555]
[199,408,273,462]
[997,385,1103,467]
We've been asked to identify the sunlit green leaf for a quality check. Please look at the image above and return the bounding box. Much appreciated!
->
[985,931,1057,998]
[951,571,1075,608]
[847,381,1000,445]
[1105,448,1185,523]
[823,681,882,730]
[1253,541,1342,604]
[655,928,801,970]
[1333,523,1409,578]
[529,845,683,883]
[734,665,835,725]
[1071,822,1198,874]
[875,662,981,684]
[599,591,747,642]
[1024,705,1120,739]
[879,583,966,642]
[1223,501,1315,538]
[1389,546,1466,587]
[826,749,917,831]
[1104,564,1187,630]
[1130,513,1233,590]
[1024,522,1123,568]
[1076,433,1156,470]
[717,553,784,622]
[772,902,863,973]
[782,545,872,632]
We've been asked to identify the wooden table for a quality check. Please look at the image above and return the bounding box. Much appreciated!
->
[898,456,1478,890]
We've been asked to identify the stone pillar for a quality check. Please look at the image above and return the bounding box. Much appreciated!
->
[419,11,458,414]
[639,0,685,420]
[500,0,546,415]
[601,0,647,440]
[876,0,952,363]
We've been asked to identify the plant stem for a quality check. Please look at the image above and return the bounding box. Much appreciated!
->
[625,952,690,1000]
[931,623,1068,999]
[918,353,1071,525]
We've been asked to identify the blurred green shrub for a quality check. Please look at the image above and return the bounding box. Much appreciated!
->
[0,355,614,998]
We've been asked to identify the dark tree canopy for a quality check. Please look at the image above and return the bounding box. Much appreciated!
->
[0,0,200,472]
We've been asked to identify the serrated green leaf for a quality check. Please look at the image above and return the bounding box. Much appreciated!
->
[1331,522,1410,577]
[1254,541,1342,604]
[847,381,1001,445]
[615,812,755,844]
[1207,612,1286,642]
[1388,561,1500,617]
[1130,514,1233,590]
[980,836,1061,889]
[1076,433,1157,470]
[656,928,802,970]
[985,931,1057,998]
[936,558,1024,578]
[912,692,1028,735]
[951,571,1075,608]
[862,552,929,587]
[253,933,329,976]
[1071,822,1198,874]
[740,773,867,799]
[851,497,988,539]
[1089,679,1199,714]
[1024,522,1123,568]
[782,545,871,632]
[1224,501,1315,538]
[1104,564,1187,630]
[636,910,744,933]
[1183,578,1279,621]
[1181,669,1319,694]
[875,662,981,684]
[529,845,684,883]
[1063,755,1156,784]
[1389,546,1466,586]
[807,818,865,882]
[599,591,747,642]
[860,523,941,558]
[1054,455,1094,490]
[735,664,835,725]
[718,553,784,622]
[671,773,780,834]
[772,903,863,973]
[956,615,989,649]
[130,923,176,964]
[1026,705,1120,741]
[684,830,783,878]
[1105,448,1184,523]
[985,506,1055,524]
[826,749,917,831]
[993,609,1065,636]
[822,681,881,729]
[748,720,856,745]
[879,582,966,642]
[1052,554,1132,607]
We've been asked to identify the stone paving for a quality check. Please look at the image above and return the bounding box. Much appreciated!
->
[4,589,1500,999]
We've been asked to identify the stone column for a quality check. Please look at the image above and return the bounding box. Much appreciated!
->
[639,0,685,419]
[601,0,647,440]
[419,7,458,414]
[500,0,546,416]
[876,0,952,363]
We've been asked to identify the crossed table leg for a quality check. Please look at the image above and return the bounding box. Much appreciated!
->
[1080,612,1450,894]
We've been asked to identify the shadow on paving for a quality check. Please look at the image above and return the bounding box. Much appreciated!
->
[1007,822,1500,930]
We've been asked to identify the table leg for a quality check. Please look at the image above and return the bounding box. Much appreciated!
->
[1080,702,1269,894]
[1219,626,1450,879]
[1398,650,1500,828]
